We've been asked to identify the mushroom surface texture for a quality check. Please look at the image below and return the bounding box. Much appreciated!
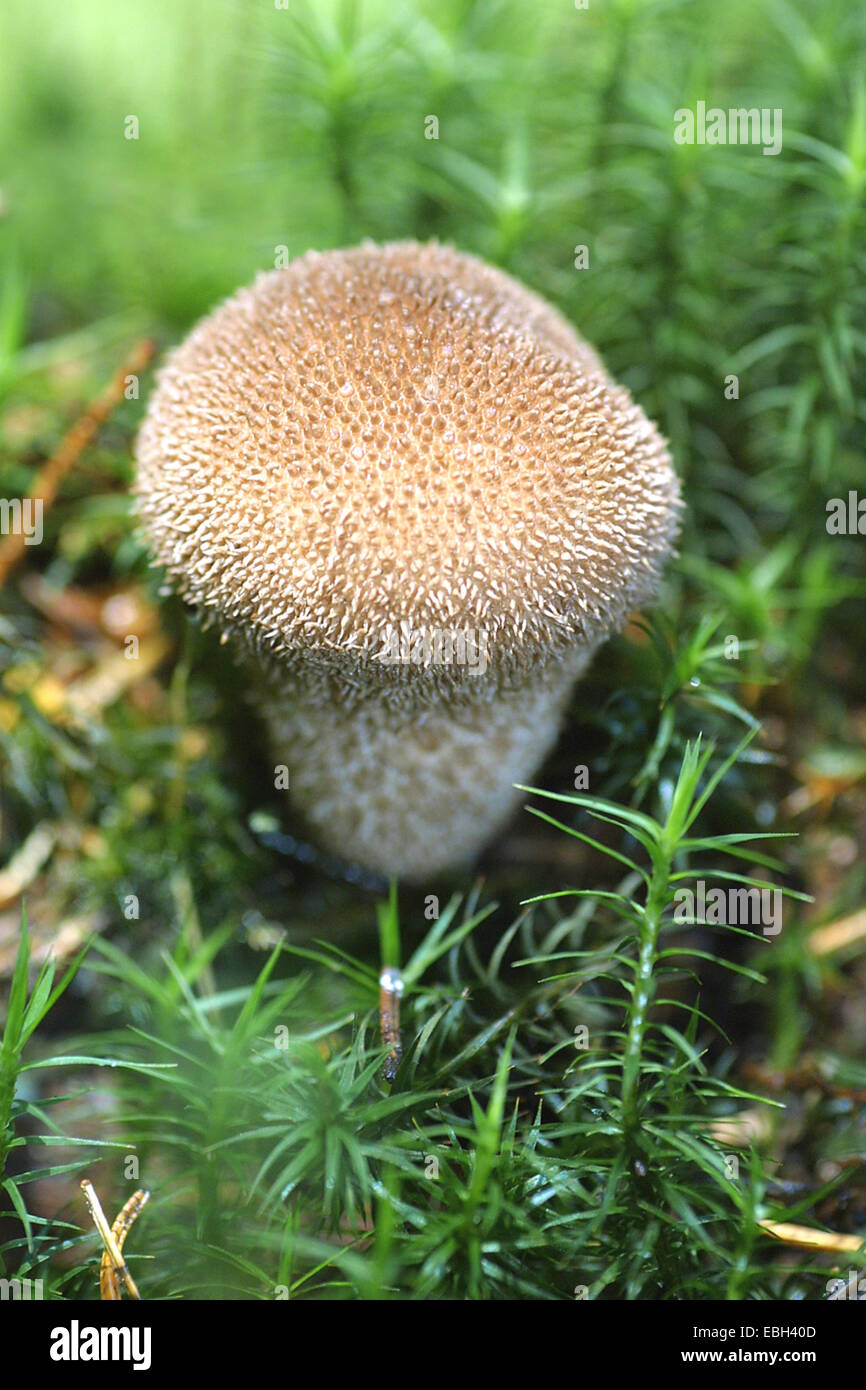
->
[135,240,681,881]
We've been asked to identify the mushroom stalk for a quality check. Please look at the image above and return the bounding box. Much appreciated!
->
[255,643,595,879]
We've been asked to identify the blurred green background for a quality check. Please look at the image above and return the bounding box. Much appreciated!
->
[1,0,865,1302]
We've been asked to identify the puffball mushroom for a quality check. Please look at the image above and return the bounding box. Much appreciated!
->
[135,240,680,881]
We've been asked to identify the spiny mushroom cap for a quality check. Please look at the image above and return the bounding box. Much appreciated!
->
[135,241,680,695]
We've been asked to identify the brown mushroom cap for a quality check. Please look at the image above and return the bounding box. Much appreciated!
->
[135,240,679,696]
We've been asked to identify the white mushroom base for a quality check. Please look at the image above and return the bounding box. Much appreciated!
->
[257,652,594,883]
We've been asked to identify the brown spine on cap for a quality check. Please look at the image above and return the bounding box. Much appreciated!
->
[135,241,680,880]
